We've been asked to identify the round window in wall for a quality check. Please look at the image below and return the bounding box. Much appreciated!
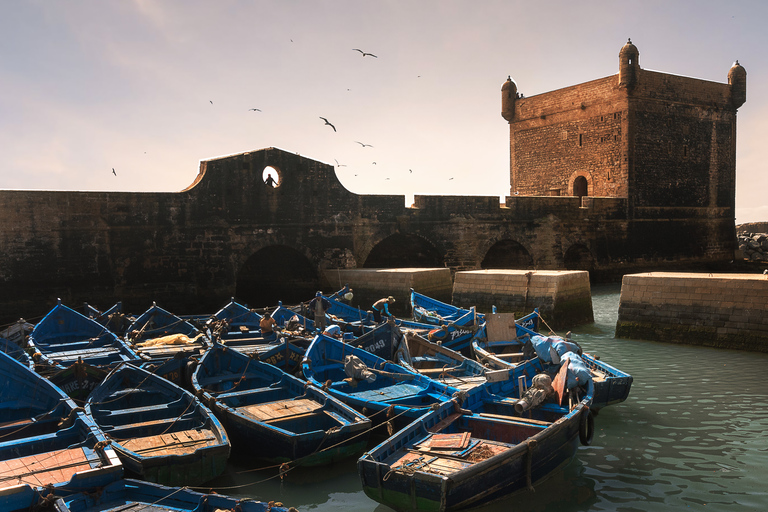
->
[262,166,281,188]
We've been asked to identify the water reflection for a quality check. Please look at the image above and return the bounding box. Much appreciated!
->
[205,284,768,511]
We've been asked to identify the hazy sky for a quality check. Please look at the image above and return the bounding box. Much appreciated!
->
[1,1,765,222]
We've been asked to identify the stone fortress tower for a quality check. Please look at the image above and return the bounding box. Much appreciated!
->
[501,39,746,216]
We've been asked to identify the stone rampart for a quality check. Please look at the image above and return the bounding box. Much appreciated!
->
[615,272,768,352]
[451,270,593,330]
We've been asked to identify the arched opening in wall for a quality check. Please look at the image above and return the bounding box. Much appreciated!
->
[262,166,281,188]
[563,244,595,272]
[481,240,534,269]
[363,234,444,268]
[573,176,588,205]
[236,245,318,308]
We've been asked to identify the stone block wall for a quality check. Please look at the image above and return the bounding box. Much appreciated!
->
[451,270,593,330]
[319,268,452,317]
[616,272,768,352]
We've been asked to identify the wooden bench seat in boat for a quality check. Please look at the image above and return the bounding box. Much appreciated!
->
[0,446,98,487]
[236,398,322,423]
[120,428,219,456]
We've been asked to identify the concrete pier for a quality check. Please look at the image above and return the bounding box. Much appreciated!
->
[319,268,452,316]
[451,270,594,330]
[615,272,768,352]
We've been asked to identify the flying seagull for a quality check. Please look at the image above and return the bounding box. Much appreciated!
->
[248,108,261,112]
[209,100,213,104]
[320,117,336,132]
[334,159,346,167]
[112,168,116,176]
[353,48,377,58]
[355,141,373,148]
[448,177,454,180]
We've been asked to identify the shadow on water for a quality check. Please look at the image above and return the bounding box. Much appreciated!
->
[204,283,768,511]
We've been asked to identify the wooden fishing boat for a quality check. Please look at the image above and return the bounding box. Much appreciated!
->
[410,288,485,327]
[469,310,540,370]
[302,334,459,432]
[395,331,491,392]
[192,345,371,467]
[5,478,295,512]
[126,302,209,362]
[322,292,479,356]
[210,298,264,341]
[85,363,230,486]
[28,300,142,371]
[0,350,122,495]
[357,363,594,512]
[0,336,33,370]
[473,311,632,412]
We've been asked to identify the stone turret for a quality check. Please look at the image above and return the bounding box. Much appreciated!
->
[619,38,639,89]
[728,60,746,108]
[501,76,517,121]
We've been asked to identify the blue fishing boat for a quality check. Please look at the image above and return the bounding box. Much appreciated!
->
[410,288,485,327]
[0,350,122,495]
[322,292,479,356]
[0,336,33,370]
[126,302,209,362]
[4,478,295,512]
[396,331,491,392]
[192,345,371,467]
[85,363,230,486]
[357,360,595,512]
[28,300,142,371]
[302,334,460,432]
[210,298,264,341]
[473,311,632,412]
[469,310,540,370]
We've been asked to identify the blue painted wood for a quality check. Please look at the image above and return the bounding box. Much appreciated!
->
[85,363,230,486]
[193,345,371,466]
[31,478,288,512]
[0,350,123,496]
[126,303,209,362]
[357,375,594,512]
[302,334,459,431]
[28,301,141,370]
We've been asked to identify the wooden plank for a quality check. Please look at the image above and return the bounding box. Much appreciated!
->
[0,447,92,487]
[121,428,218,457]
[485,313,518,342]
[419,432,471,450]
[475,412,551,426]
[237,398,321,422]
[552,360,568,406]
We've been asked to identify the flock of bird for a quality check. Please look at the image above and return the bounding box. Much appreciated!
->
[110,48,459,182]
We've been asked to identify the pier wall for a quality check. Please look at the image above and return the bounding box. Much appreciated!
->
[319,268,452,317]
[451,270,594,330]
[615,272,768,352]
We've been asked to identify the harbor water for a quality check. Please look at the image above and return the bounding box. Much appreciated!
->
[206,284,768,511]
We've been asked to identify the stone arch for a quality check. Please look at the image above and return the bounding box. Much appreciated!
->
[362,233,444,268]
[563,244,596,271]
[481,239,534,269]
[235,245,318,308]
[262,165,281,188]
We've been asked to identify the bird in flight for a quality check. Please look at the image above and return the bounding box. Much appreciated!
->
[409,169,413,173]
[320,117,336,132]
[209,100,213,104]
[355,141,373,148]
[353,48,377,58]
[248,108,261,112]
[334,159,346,167]
[448,177,454,180]
[112,168,116,176]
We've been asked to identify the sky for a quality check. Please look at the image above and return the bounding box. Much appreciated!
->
[1,0,766,223]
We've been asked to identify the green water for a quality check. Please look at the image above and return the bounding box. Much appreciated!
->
[206,284,768,511]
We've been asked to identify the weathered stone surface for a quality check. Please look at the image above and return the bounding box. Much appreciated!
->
[452,270,593,330]
[616,272,768,352]
[0,41,744,324]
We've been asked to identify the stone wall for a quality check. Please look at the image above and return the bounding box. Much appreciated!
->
[319,268,453,317]
[738,233,768,261]
[615,272,768,352]
[451,270,593,330]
